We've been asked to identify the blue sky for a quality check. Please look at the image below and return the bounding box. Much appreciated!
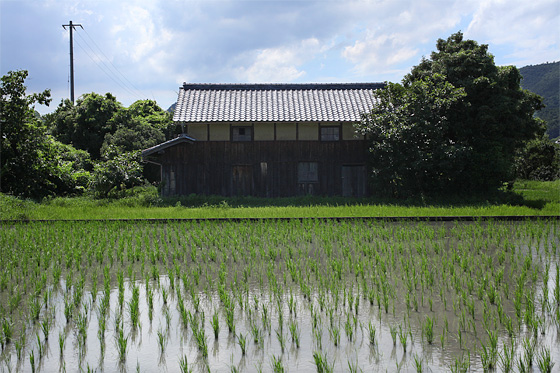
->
[1,0,558,114]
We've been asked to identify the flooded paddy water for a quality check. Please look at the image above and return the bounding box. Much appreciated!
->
[0,219,558,372]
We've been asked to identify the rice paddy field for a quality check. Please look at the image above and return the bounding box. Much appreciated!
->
[0,218,558,372]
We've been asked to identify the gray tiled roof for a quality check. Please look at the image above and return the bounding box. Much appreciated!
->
[173,83,384,123]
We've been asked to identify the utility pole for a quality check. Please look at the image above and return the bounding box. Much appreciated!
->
[62,21,83,103]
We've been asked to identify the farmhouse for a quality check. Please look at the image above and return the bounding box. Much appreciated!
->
[142,82,384,197]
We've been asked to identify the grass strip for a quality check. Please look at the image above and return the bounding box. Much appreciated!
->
[1,180,558,220]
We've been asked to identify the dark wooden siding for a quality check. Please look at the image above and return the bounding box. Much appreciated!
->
[152,141,369,197]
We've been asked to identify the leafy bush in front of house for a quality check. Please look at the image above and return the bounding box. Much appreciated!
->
[89,151,144,198]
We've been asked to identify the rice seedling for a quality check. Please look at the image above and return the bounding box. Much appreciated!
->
[275,327,286,353]
[147,285,154,322]
[237,332,247,355]
[29,297,41,321]
[35,333,44,359]
[179,354,193,373]
[498,339,515,373]
[422,316,433,344]
[398,325,407,352]
[194,326,208,358]
[157,328,166,354]
[347,358,359,373]
[128,284,141,329]
[1,318,13,344]
[58,330,66,356]
[270,355,284,373]
[522,337,536,367]
[313,350,334,373]
[517,355,529,373]
[389,324,397,346]
[39,316,50,341]
[480,329,498,370]
[449,352,470,373]
[288,291,296,314]
[15,335,25,361]
[98,311,107,341]
[537,347,555,373]
[553,263,560,306]
[225,306,236,334]
[344,314,354,342]
[117,271,125,310]
[29,350,35,373]
[161,285,169,306]
[413,353,423,373]
[76,310,88,347]
[288,319,300,348]
[211,311,220,339]
[367,321,376,346]
[115,323,128,362]
[329,324,340,347]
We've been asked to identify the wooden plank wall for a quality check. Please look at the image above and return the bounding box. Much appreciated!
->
[155,141,369,197]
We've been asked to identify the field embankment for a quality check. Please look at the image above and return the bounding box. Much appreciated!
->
[1,180,558,220]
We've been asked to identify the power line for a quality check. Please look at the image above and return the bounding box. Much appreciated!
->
[81,28,148,98]
[75,31,146,100]
[73,38,145,101]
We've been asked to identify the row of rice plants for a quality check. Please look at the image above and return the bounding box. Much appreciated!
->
[0,219,558,372]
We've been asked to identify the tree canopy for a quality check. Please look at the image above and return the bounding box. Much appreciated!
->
[1,70,90,198]
[46,93,122,160]
[359,32,545,196]
[1,71,175,199]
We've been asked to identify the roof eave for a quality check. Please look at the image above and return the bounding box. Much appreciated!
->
[142,134,196,157]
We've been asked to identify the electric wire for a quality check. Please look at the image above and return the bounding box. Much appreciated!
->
[73,38,144,101]
[80,29,148,98]
[74,33,145,100]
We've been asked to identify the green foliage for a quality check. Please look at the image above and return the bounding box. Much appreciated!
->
[102,99,174,157]
[360,32,544,196]
[101,118,166,158]
[101,99,175,184]
[357,75,467,196]
[515,135,560,181]
[46,97,174,190]
[519,62,559,139]
[46,93,122,159]
[90,151,144,198]
[1,70,91,199]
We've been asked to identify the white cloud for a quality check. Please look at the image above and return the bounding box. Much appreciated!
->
[465,0,559,65]
[235,38,322,82]
[340,0,468,77]
[113,5,159,62]
[342,32,419,73]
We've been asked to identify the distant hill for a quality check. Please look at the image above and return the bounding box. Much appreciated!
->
[167,102,176,114]
[519,61,559,139]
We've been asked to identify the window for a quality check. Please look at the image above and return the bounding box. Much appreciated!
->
[320,126,340,141]
[298,162,318,182]
[232,126,252,141]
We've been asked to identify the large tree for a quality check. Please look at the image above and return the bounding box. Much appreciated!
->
[100,99,173,159]
[1,71,90,198]
[359,32,545,196]
[46,93,122,159]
